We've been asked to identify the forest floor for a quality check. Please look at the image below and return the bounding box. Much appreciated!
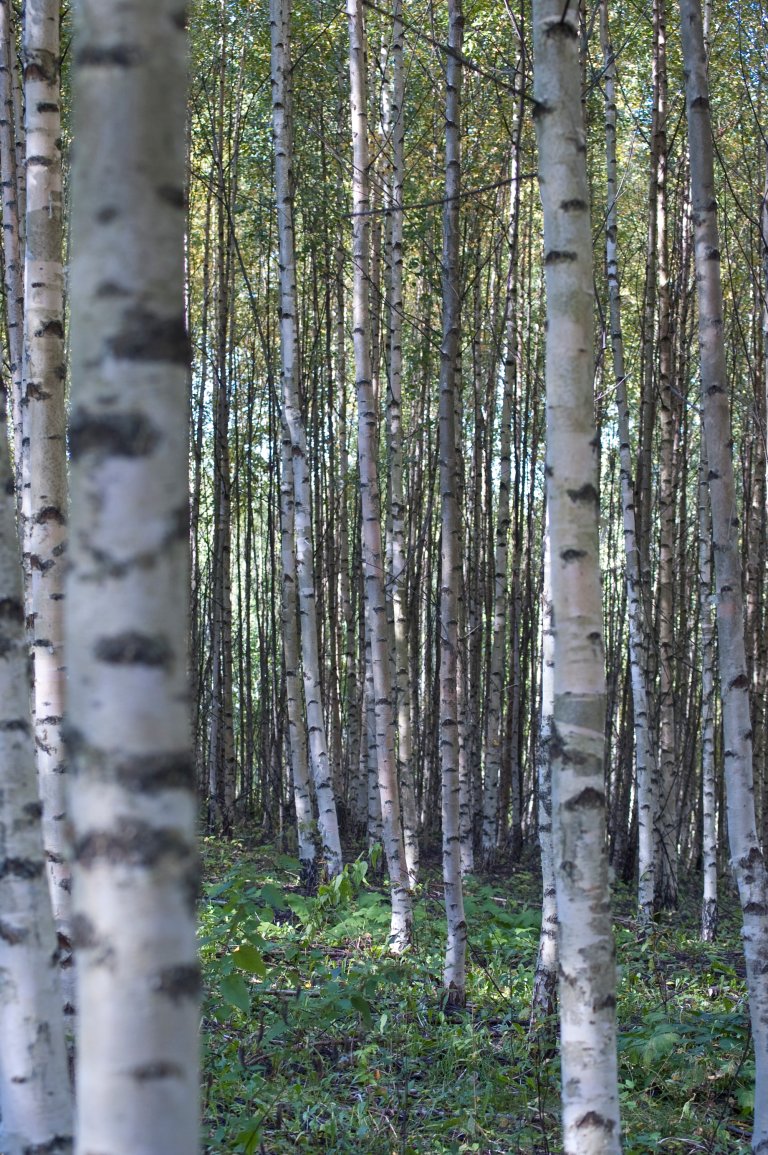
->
[200,836,752,1154]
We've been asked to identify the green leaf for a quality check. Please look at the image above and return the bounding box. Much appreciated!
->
[220,972,251,1013]
[233,944,267,976]
[350,992,373,1028]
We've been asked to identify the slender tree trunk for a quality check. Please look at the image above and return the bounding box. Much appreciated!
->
[653,0,679,911]
[0,0,23,489]
[530,511,557,1024]
[679,6,768,1146]
[67,2,200,1149]
[533,1,621,1149]
[600,0,658,926]
[271,0,342,878]
[346,0,412,950]
[0,379,72,1155]
[279,422,318,882]
[23,0,71,938]
[439,0,467,1003]
[698,448,717,942]
[384,0,419,888]
[481,122,523,868]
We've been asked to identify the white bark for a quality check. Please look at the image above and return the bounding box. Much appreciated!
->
[679,4,768,1146]
[533,0,621,1149]
[67,2,199,1151]
[0,0,23,483]
[347,0,412,951]
[23,0,71,935]
[439,0,467,1003]
[698,450,717,942]
[279,425,318,882]
[600,0,658,926]
[270,0,342,879]
[384,0,419,889]
[530,512,558,1023]
[0,385,71,1155]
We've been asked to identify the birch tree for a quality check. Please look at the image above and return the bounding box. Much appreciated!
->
[67,1,199,1151]
[384,0,419,888]
[271,0,342,879]
[23,0,70,935]
[533,0,621,1148]
[347,0,412,951]
[0,0,23,484]
[439,0,467,1004]
[679,1,768,1143]
[600,0,658,925]
[0,378,71,1155]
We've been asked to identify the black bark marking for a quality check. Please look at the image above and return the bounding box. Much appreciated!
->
[171,6,189,29]
[96,206,119,224]
[36,101,59,113]
[34,504,66,525]
[74,822,194,870]
[96,281,130,298]
[0,919,28,945]
[561,548,586,562]
[564,786,605,811]
[545,249,577,264]
[157,184,186,209]
[130,1061,184,1081]
[728,673,749,691]
[70,913,99,949]
[30,553,55,572]
[95,631,172,668]
[575,1111,616,1133]
[691,95,710,110]
[155,962,201,1001]
[69,410,161,461]
[560,198,587,211]
[0,857,44,880]
[738,846,764,872]
[76,44,140,68]
[0,597,24,623]
[109,306,189,365]
[21,1137,73,1155]
[743,902,768,916]
[567,483,598,506]
[0,718,30,732]
[116,751,195,792]
[594,993,617,1010]
[38,319,64,339]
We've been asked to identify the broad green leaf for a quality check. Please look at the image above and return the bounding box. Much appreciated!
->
[220,972,251,1013]
[233,944,267,976]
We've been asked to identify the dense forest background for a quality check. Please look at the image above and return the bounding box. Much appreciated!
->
[3,0,768,1151]
[187,0,768,903]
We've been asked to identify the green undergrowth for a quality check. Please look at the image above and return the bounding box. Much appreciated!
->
[200,839,752,1154]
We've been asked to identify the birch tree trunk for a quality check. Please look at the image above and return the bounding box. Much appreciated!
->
[271,0,342,879]
[347,0,412,951]
[530,512,557,1024]
[439,0,467,1004]
[679,3,768,1144]
[0,381,71,1155]
[384,0,419,888]
[533,0,621,1148]
[0,0,24,486]
[600,0,658,926]
[481,122,523,869]
[67,2,200,1150]
[653,0,680,911]
[698,448,718,942]
[279,423,318,882]
[23,0,71,936]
